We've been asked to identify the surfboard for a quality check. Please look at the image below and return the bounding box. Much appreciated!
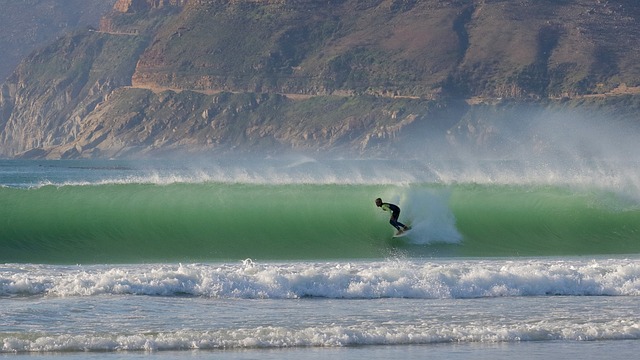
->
[392,228,412,238]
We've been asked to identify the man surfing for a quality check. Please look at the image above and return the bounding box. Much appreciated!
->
[375,198,411,236]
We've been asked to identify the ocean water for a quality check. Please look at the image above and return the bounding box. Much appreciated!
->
[1,158,640,359]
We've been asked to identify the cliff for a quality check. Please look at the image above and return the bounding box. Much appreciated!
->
[1,0,639,159]
[129,0,640,99]
[0,0,117,82]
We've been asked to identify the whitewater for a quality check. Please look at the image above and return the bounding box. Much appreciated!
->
[1,158,640,359]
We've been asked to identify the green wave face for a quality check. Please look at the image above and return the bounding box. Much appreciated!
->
[1,183,639,263]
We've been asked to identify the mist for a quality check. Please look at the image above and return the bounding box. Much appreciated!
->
[388,102,639,191]
[60,101,639,205]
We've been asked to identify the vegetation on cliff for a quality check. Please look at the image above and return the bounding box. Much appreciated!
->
[0,0,116,81]
[1,0,639,159]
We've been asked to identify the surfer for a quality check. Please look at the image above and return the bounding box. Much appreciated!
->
[375,198,411,235]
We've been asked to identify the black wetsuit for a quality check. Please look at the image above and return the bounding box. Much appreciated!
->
[380,202,407,231]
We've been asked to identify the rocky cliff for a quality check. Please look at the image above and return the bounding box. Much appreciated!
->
[1,0,639,159]
[0,0,117,82]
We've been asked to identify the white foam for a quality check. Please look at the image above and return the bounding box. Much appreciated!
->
[2,259,640,353]
[2,259,639,299]
[2,320,640,353]
[23,166,412,187]
[398,187,462,244]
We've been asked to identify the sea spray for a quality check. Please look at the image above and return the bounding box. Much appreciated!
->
[382,186,462,245]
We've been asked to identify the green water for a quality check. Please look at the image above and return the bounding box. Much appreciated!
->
[1,183,639,263]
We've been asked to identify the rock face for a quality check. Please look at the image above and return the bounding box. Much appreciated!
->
[1,0,639,159]
[113,0,188,13]
[0,0,117,82]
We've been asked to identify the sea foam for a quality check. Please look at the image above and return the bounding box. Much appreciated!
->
[2,259,639,299]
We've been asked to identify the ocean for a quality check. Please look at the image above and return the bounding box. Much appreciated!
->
[1,158,639,359]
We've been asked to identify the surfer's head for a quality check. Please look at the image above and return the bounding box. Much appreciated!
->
[375,198,382,207]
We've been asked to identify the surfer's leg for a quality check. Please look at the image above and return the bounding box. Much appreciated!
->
[389,219,403,235]
[389,218,403,231]
[391,210,410,230]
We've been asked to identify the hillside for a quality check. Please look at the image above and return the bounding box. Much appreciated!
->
[0,0,117,81]
[1,0,639,159]
[130,0,640,99]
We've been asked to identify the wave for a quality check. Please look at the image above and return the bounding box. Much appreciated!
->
[4,157,640,189]
[1,182,639,263]
[2,259,640,299]
[3,321,640,353]
[3,258,640,353]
